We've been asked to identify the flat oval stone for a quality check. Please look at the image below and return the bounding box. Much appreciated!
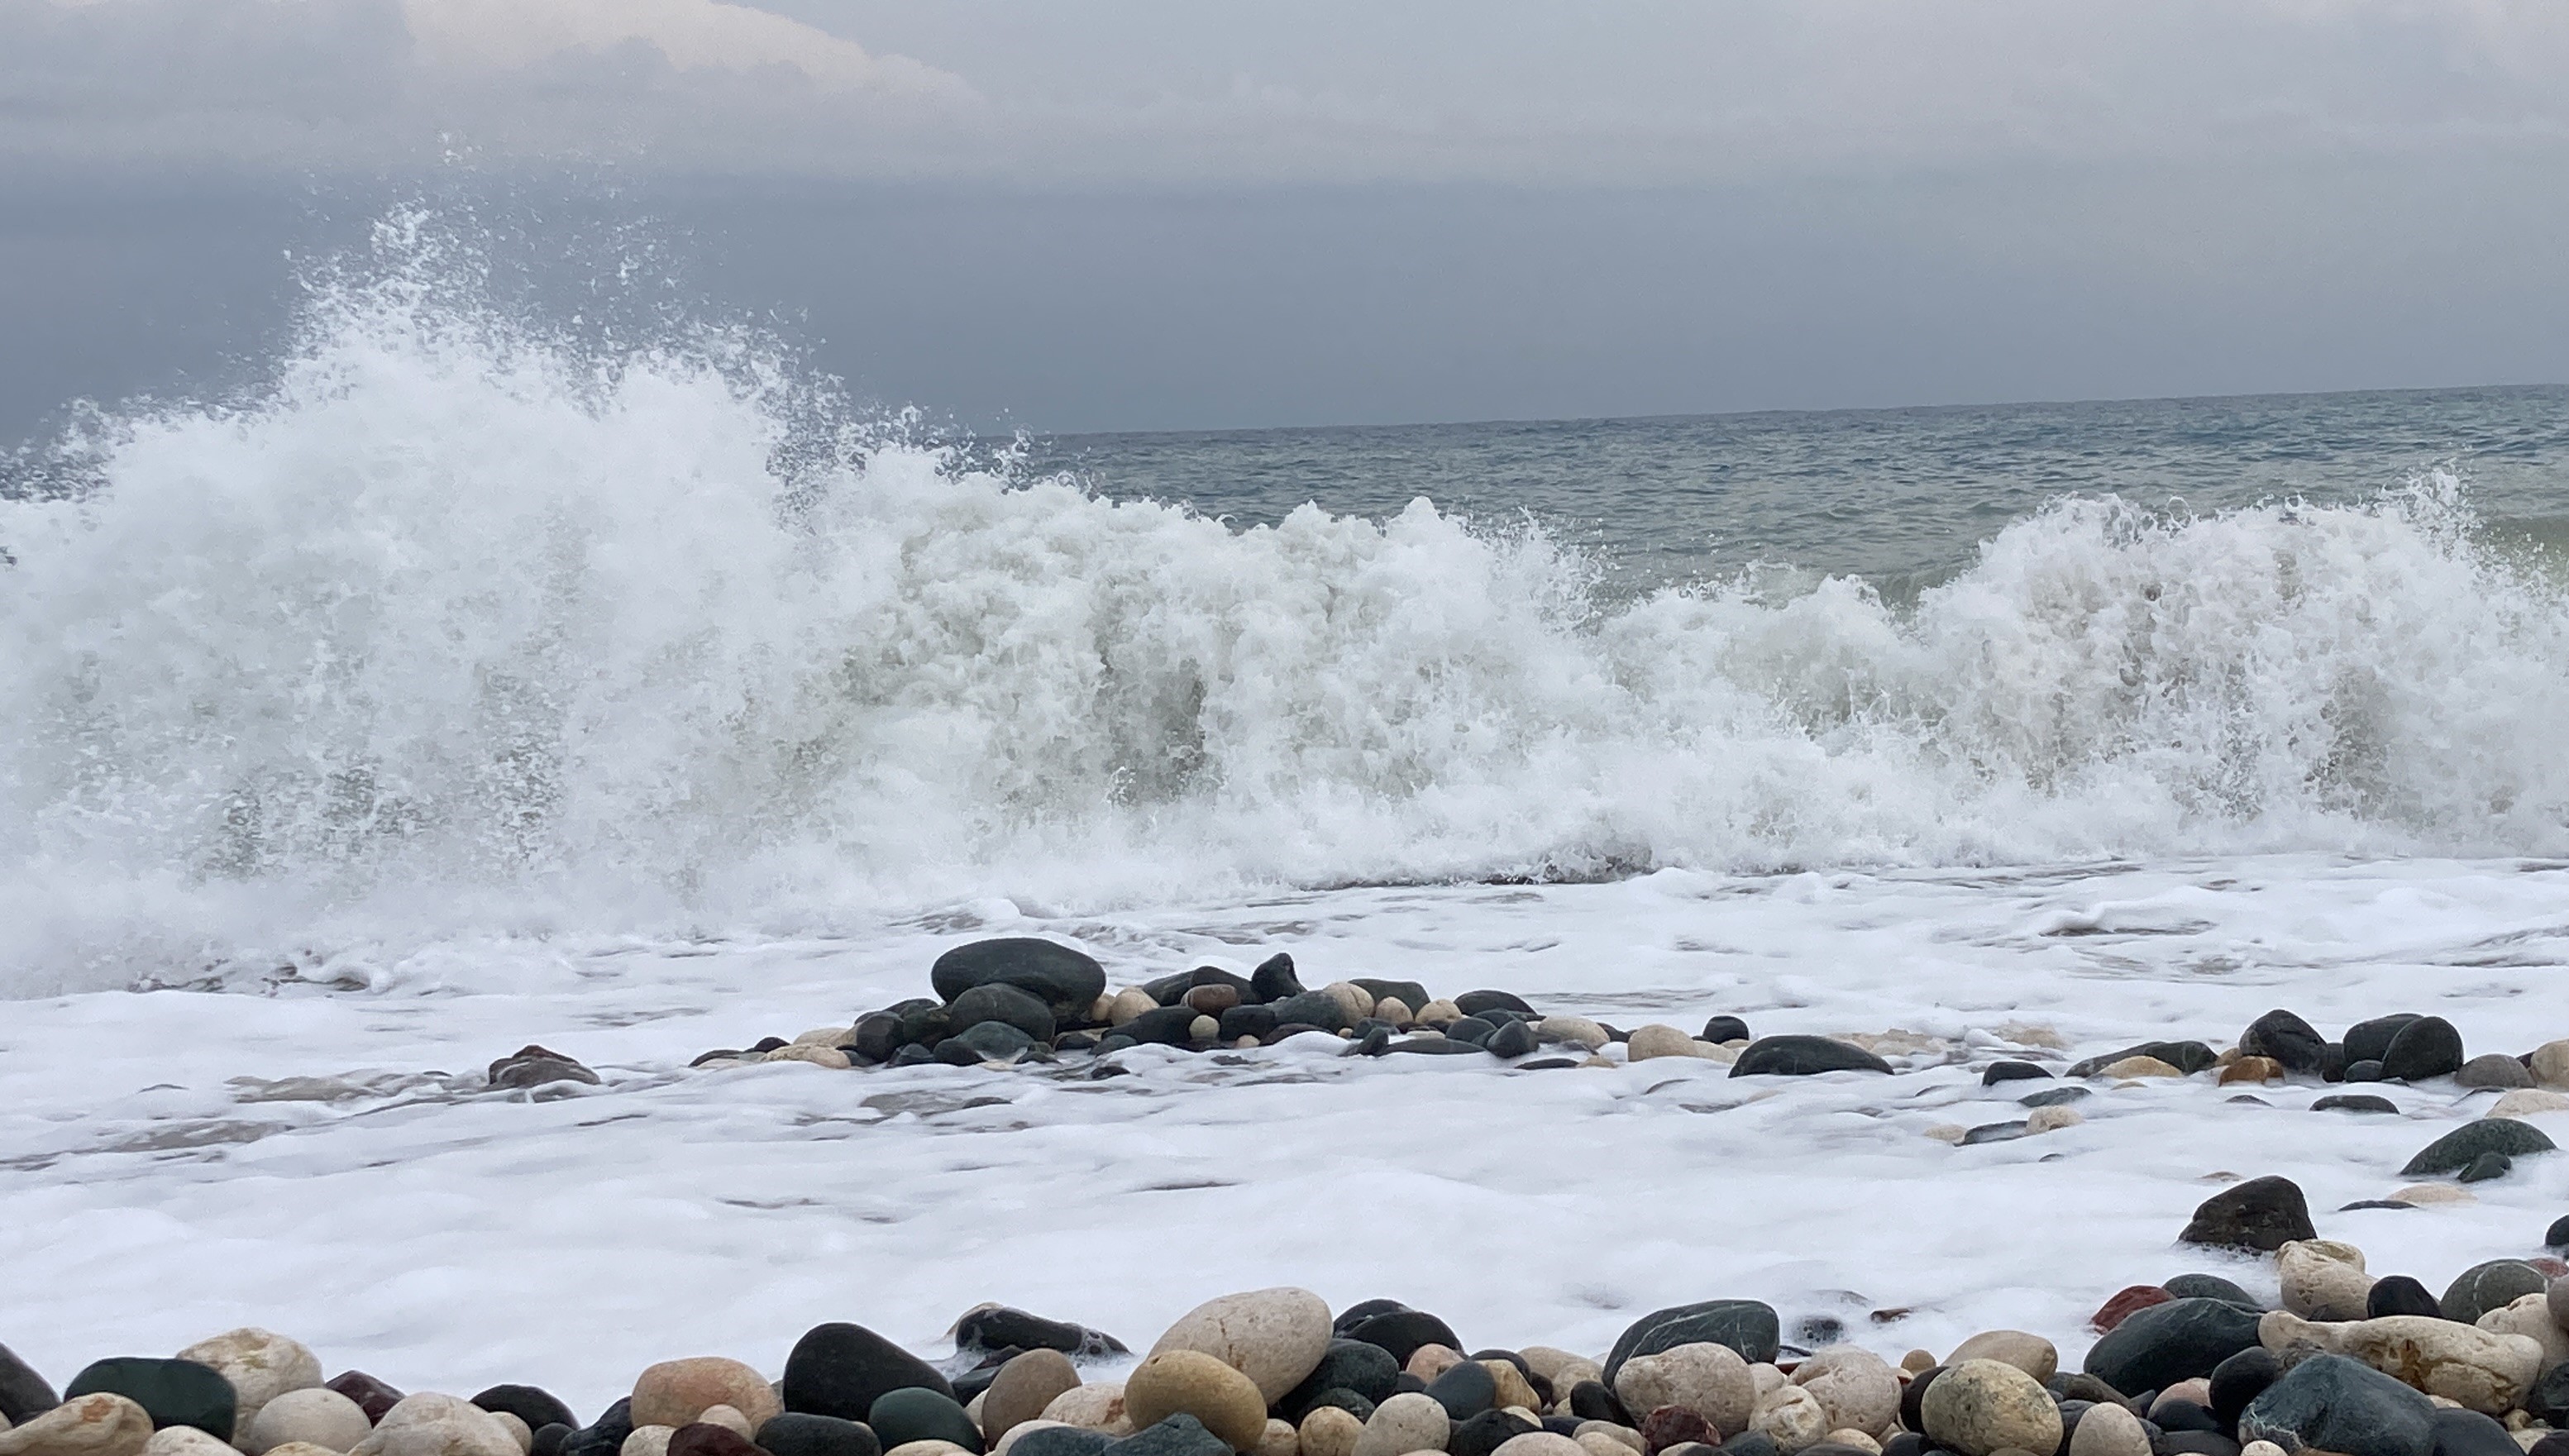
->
[867,1392,981,1456]
[932,940,1107,1017]
[1727,1037,1890,1077]
[65,1360,240,1443]
[2402,1119,2556,1176]
[754,1415,881,1456]
[785,1327,954,1425]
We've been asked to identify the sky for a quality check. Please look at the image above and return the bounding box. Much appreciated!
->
[4,0,2568,435]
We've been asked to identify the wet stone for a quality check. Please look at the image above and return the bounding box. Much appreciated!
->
[1981,1062,2051,1086]
[64,1359,238,1442]
[2401,1119,2555,1176]
[2178,1177,2315,1253]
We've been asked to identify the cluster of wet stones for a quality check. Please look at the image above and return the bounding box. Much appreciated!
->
[651,938,1908,1079]
[14,1241,2569,1456]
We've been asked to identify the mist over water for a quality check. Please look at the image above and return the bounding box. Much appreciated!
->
[6,212,2569,995]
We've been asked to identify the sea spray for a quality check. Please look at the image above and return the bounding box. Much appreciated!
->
[4,217,2568,994]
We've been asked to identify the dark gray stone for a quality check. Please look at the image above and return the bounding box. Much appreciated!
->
[2241,1010,2327,1075]
[1265,991,1354,1033]
[1982,1060,2051,1086]
[1699,1016,1750,1044]
[2366,1275,2441,1320]
[64,1358,237,1441]
[559,1398,632,1456]
[2439,1259,2548,1324]
[1443,1016,1497,1047]
[2431,1408,2523,1456]
[1249,954,1306,1004]
[1565,1381,1628,1426]
[2208,1347,2278,1429]
[2344,1014,2423,1067]
[1455,990,1535,1018]
[1602,1300,1781,1381]
[930,938,1106,1017]
[1217,1005,1277,1041]
[1423,1359,1496,1420]
[489,1044,602,1090]
[868,1390,980,1454]
[1446,1409,1535,1456]
[1342,1308,1461,1367]
[1960,1120,2029,1144]
[2082,1298,2265,1397]
[1350,980,1431,1014]
[1119,1005,1204,1047]
[2380,1016,2464,1081]
[1487,1019,1540,1058]
[2459,1151,2514,1182]
[1384,1038,1486,1056]
[2068,1039,2218,1077]
[2345,1058,2388,1082]
[2020,1085,2092,1108]
[948,983,1057,1043]
[475,1387,579,1434]
[2402,1119,2556,1176]
[1141,967,1253,1006]
[755,1414,884,1456]
[2312,1093,2400,1114]
[1727,1036,1891,1077]
[2238,1353,2433,1456]
[936,1020,1039,1064]
[953,1308,1125,1360]
[2161,1273,2259,1307]
[2456,1053,2533,1090]
[2179,1176,2316,1252]
[1103,1416,1230,1456]
[0,1344,58,1425]
[784,1323,955,1422]
[2524,1359,2569,1425]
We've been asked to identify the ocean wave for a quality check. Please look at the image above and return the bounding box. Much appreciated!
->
[5,215,2567,993]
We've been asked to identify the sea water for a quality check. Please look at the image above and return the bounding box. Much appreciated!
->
[2,214,2567,1405]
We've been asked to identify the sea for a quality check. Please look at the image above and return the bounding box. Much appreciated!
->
[2,217,2567,1406]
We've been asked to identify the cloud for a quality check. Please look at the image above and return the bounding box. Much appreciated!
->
[400,0,967,96]
[2,0,2565,182]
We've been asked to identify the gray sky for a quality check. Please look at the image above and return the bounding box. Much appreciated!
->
[4,1,2567,434]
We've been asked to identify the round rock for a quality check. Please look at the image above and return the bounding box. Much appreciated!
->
[1151,1290,1332,1403]
[983,1353,1081,1444]
[1124,1354,1266,1453]
[1348,1395,1446,1456]
[1917,1361,2059,1456]
[247,1389,375,1456]
[0,1395,154,1456]
[175,1330,322,1433]
[633,1362,781,1434]
[931,939,1107,1017]
[1944,1333,2054,1384]
[1609,1344,1750,1438]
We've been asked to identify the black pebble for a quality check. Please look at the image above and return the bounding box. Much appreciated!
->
[475,1386,579,1435]
[1445,1409,1535,1456]
[2548,1212,2569,1249]
[1700,1015,1749,1043]
[1424,1358,1497,1420]
[1332,1298,1411,1333]
[1729,1035,1892,1077]
[757,1415,884,1456]
[1352,980,1433,1014]
[1877,1438,1926,1456]
[1053,1033,1099,1053]
[2342,1058,2386,1082]
[1566,1380,1630,1426]
[782,1323,955,1422]
[1455,990,1535,1017]
[2238,1009,2327,1074]
[1960,1120,2029,1144]
[1898,1367,1942,1433]
[2430,1408,2520,1456]
[1347,1026,1392,1057]
[2379,1014,2465,1081]
[1009,1430,1110,1456]
[749,1036,790,1054]
[1344,1307,1464,1367]
[1443,1016,1497,1047]
[2208,1346,2278,1429]
[531,1425,573,1456]
[2342,1013,2422,1066]
[561,1399,634,1456]
[1218,1005,1277,1041]
[2020,1085,2092,1108]
[2364,1275,2438,1320]
[2161,1273,2258,1308]
[0,1343,59,1425]
[890,1043,936,1067]
[2152,1398,2221,1432]
[2403,1119,2556,1176]
[867,1388,981,1454]
[1102,1415,1230,1456]
[2178,1175,2316,1252]
[2309,1093,2399,1114]
[2459,1151,2514,1182]
[1120,1005,1204,1047]
[64,1358,238,1442]
[1249,952,1305,1004]
[1982,1060,2051,1085]
[1487,1020,1539,1058]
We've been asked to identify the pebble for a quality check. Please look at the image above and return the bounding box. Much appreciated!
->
[2457,1054,2534,1090]
[2402,1119,2557,1176]
[2380,1016,2466,1081]
[2083,1299,2264,1399]
[929,939,1107,1017]
[475,1389,576,1436]
[2217,1057,2283,1086]
[1745,1387,1823,1449]
[785,1325,956,1424]
[488,1047,603,1090]
[766,1044,855,1068]
[758,1416,881,1456]
[2062,1402,2148,1456]
[1421,1362,1494,1423]
[2096,1056,2184,1078]
[0,1396,154,1456]
[868,1392,981,1456]
[246,1388,375,1455]
[1292,1410,1359,1456]
[1624,1026,1711,1062]
[2178,1175,2317,1252]
[1610,1344,1751,1437]
[356,1397,523,1456]
[2488,1089,2569,1118]
[175,1329,323,1432]
[64,1361,239,1443]
[1944,1334,2054,1384]
[1038,1386,1129,1436]
[142,1432,239,1456]
[2476,1293,2569,1369]
[1151,1291,1332,1405]
[1917,1360,2059,1456]
[2278,1239,2375,1321]
[1604,1301,1781,1377]
[1349,1394,1447,1456]
[2238,1352,2434,1456]
[1124,1353,1266,1453]
[2443,1261,2550,1323]
[632,1362,781,1434]
[1728,1037,1892,1077]
[2258,1311,2545,1415]
[2311,1092,2400,1114]
[2239,1009,2328,1075]
[2089,1286,2170,1333]
[1786,1349,1896,1439]
[982,1354,1082,1444]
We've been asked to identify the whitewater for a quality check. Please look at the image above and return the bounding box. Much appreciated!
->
[4,217,2569,1411]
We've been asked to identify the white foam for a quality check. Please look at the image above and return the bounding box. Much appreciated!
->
[1,858,2564,1408]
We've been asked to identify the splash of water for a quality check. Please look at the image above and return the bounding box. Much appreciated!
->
[5,212,2567,993]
